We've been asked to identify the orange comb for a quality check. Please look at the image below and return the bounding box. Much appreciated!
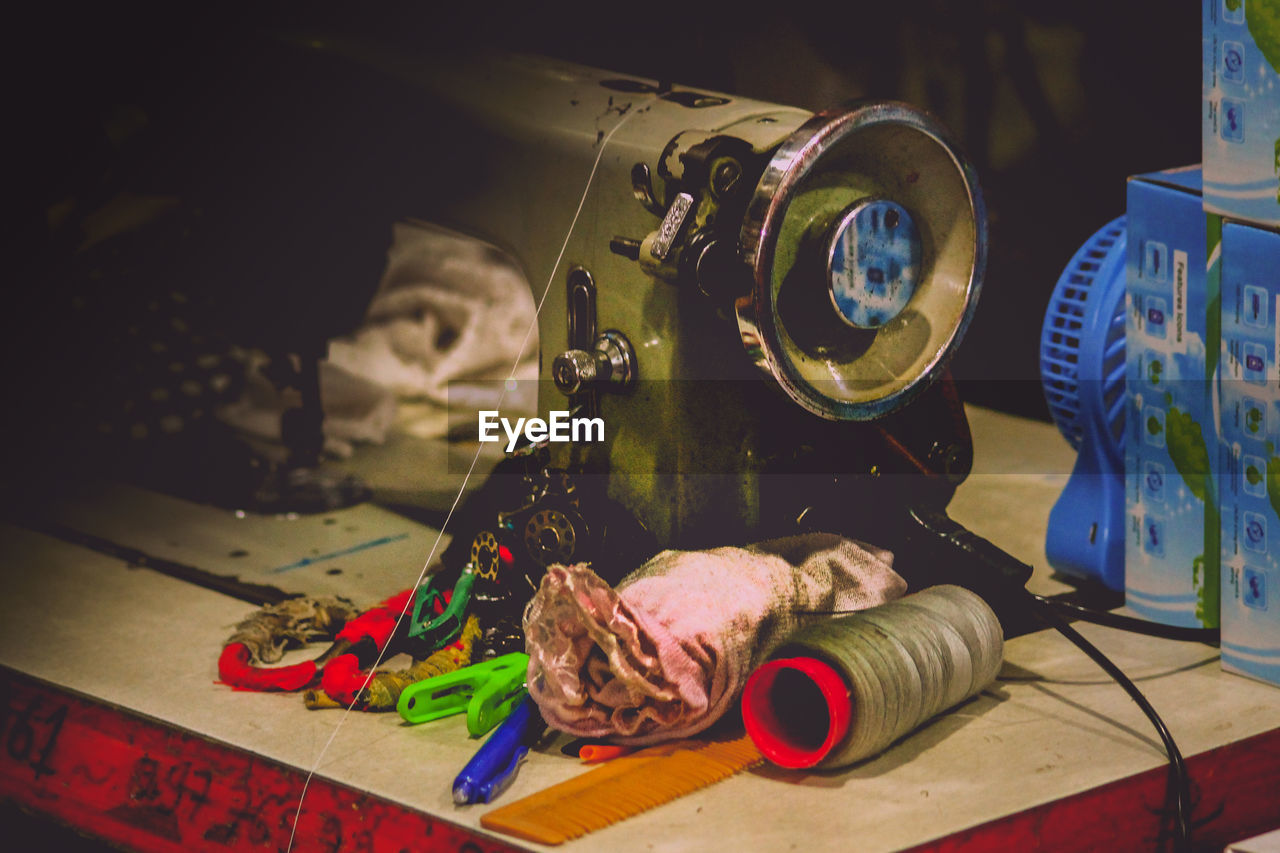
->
[480,735,761,845]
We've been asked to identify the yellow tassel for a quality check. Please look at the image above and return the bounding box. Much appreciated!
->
[303,615,483,711]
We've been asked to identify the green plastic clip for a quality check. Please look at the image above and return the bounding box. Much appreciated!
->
[396,652,530,737]
[407,564,478,655]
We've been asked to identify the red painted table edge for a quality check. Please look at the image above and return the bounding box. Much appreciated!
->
[3,665,1278,852]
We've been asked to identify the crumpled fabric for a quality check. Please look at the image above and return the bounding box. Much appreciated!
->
[225,595,360,664]
[524,534,906,744]
[217,221,538,454]
[326,220,539,436]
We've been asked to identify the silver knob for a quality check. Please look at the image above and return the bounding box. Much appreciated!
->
[552,330,636,395]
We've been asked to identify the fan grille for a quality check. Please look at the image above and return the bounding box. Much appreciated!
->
[1040,217,1127,452]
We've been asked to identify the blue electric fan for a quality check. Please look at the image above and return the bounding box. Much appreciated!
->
[1039,217,1128,590]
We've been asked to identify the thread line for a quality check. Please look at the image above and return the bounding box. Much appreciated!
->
[285,94,653,850]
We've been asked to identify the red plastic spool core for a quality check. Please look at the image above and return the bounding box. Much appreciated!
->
[742,656,852,769]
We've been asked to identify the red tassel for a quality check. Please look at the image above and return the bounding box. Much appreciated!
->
[334,588,416,646]
[218,643,318,691]
[320,652,365,705]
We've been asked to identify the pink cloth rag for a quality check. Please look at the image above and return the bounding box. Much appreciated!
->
[523,533,906,744]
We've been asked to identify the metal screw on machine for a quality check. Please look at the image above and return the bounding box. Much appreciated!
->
[709,158,741,198]
[927,440,973,484]
[552,330,637,396]
[609,237,642,260]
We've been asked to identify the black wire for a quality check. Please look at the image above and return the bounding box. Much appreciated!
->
[807,585,1200,848]
[905,507,1198,849]
[1031,595,1220,644]
[1029,593,1192,851]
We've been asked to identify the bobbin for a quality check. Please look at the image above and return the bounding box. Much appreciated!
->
[743,585,1004,770]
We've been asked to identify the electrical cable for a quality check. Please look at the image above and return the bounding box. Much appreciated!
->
[1028,593,1193,851]
[1030,595,1220,644]
[907,507,1199,850]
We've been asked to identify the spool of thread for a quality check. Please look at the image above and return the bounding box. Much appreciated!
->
[742,584,1003,769]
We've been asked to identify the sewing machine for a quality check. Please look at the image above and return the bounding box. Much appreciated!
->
[264,42,1034,632]
[302,44,1039,625]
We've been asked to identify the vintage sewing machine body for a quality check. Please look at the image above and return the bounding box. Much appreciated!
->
[295,42,1025,623]
[263,39,1058,644]
[344,48,985,553]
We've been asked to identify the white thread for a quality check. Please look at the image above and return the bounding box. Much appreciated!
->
[286,95,654,850]
[776,585,1003,768]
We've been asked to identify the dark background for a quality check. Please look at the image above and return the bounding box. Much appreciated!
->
[5,1,1198,468]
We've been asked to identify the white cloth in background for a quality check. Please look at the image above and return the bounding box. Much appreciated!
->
[327,220,539,430]
[219,221,539,454]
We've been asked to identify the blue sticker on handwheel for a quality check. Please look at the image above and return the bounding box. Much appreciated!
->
[828,200,921,329]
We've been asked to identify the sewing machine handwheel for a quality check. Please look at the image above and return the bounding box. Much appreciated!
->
[738,101,986,421]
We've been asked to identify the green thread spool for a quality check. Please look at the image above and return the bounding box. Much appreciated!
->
[743,585,1003,769]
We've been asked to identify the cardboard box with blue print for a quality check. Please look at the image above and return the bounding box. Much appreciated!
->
[1203,0,1280,226]
[1219,218,1280,685]
[1125,167,1219,629]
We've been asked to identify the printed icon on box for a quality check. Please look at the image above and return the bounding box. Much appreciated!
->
[1143,242,1169,282]
[1243,567,1267,610]
[1145,350,1165,387]
[1224,0,1244,25]
[1146,296,1168,338]
[1143,516,1165,557]
[1244,342,1268,385]
[1244,397,1266,437]
[1244,510,1268,553]
[1244,285,1269,328]
[1222,98,1245,143]
[1143,461,1166,502]
[1223,41,1245,82]
[1244,455,1268,497]
[1143,406,1166,447]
